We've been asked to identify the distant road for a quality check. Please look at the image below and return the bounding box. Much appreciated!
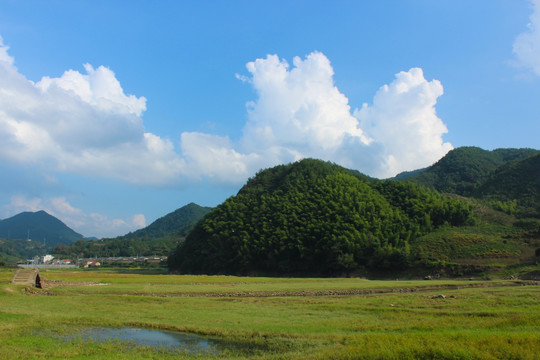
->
[18,264,79,269]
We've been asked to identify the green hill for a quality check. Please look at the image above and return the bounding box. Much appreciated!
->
[0,238,48,264]
[122,202,213,239]
[52,203,212,259]
[0,210,84,246]
[397,147,540,218]
[393,148,540,275]
[399,147,539,195]
[168,159,473,276]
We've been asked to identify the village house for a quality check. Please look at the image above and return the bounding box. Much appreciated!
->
[83,260,101,268]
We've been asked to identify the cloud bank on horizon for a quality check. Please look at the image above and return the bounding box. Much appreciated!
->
[0,37,452,191]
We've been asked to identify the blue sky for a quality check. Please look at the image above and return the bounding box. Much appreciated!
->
[0,0,539,238]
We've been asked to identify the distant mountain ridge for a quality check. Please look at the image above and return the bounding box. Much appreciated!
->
[396,147,539,197]
[51,202,213,260]
[0,210,84,246]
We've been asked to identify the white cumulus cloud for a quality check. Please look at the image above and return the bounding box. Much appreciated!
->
[1,34,452,188]
[354,68,452,177]
[240,52,371,160]
[0,36,185,186]
[132,214,146,228]
[513,0,540,77]
[233,53,451,178]
[180,132,261,183]
[1,36,458,237]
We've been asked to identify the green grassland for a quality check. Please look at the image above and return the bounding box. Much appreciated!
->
[1,268,539,359]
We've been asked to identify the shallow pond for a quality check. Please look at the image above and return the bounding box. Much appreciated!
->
[65,327,220,354]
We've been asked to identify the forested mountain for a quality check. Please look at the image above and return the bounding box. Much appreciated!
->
[398,147,539,195]
[473,153,540,214]
[121,202,212,239]
[168,159,473,276]
[52,202,212,259]
[398,147,540,217]
[0,210,84,246]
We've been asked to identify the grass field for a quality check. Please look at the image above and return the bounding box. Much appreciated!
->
[1,268,539,359]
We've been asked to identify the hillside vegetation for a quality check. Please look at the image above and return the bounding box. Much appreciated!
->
[168,159,474,275]
[473,153,540,215]
[121,203,212,239]
[398,147,539,196]
[401,147,540,217]
[0,238,48,264]
[52,203,212,259]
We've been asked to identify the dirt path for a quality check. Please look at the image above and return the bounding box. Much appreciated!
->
[25,278,539,297]
[131,280,540,298]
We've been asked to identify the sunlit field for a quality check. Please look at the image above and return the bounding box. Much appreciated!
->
[1,268,538,359]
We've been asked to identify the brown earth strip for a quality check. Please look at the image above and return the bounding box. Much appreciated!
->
[126,280,540,298]
[24,278,539,297]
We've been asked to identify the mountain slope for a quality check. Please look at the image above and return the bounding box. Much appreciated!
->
[0,210,84,246]
[122,202,213,239]
[473,153,540,213]
[399,147,539,195]
[52,203,213,259]
[168,159,473,276]
[0,238,48,263]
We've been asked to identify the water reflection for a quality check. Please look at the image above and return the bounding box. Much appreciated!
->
[68,327,218,354]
